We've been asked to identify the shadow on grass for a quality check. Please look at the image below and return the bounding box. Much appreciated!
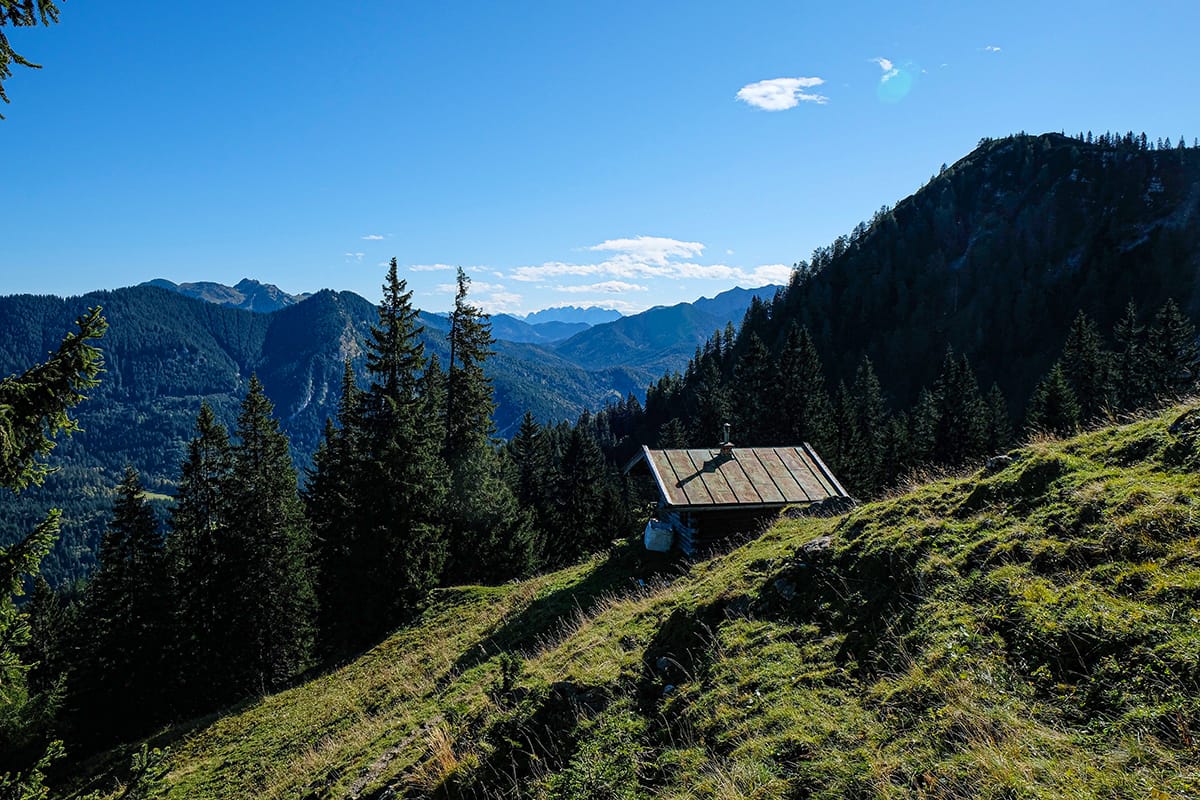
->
[448,542,681,680]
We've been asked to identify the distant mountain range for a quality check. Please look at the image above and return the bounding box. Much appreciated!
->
[520,306,623,326]
[144,277,778,354]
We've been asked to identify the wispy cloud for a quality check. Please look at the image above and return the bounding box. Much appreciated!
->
[984,45,1002,53]
[479,291,524,314]
[431,280,523,314]
[554,280,648,294]
[588,236,704,264]
[361,234,385,241]
[433,280,505,294]
[736,77,828,111]
[409,263,458,272]
[510,235,793,289]
[344,252,365,262]
[871,56,899,83]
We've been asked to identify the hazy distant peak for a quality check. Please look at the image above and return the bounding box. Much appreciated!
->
[521,306,623,326]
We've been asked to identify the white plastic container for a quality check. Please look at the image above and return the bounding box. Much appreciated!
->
[643,519,674,552]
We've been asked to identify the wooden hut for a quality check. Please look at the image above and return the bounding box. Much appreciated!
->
[625,437,849,555]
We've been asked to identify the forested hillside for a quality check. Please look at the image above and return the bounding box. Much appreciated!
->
[768,131,1200,405]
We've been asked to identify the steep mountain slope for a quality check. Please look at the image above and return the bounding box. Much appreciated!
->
[554,285,780,373]
[754,133,1200,408]
[68,403,1200,799]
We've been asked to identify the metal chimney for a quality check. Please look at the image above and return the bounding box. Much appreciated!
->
[719,422,734,457]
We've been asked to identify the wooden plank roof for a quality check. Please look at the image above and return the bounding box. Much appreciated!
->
[626,443,849,511]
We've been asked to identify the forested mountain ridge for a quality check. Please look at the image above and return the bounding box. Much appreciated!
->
[553,285,781,372]
[758,132,1200,408]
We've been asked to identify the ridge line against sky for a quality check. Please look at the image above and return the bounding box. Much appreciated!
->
[3,1,1198,314]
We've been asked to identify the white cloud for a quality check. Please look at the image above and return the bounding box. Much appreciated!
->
[477,291,524,314]
[361,234,385,240]
[736,77,828,111]
[984,45,1002,53]
[747,264,793,286]
[509,235,794,289]
[588,235,705,264]
[409,263,458,272]
[344,252,365,262]
[871,56,900,83]
[554,281,649,294]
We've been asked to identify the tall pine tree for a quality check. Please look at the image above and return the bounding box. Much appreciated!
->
[73,467,169,742]
[772,324,834,451]
[442,269,535,583]
[1060,311,1113,419]
[352,259,448,641]
[221,377,316,694]
[167,402,233,710]
[1145,299,1199,400]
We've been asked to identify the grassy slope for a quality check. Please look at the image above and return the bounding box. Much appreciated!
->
[73,405,1200,799]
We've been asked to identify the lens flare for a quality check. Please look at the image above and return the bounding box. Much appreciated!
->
[877,65,915,103]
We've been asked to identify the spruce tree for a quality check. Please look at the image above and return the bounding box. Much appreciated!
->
[930,349,988,466]
[848,358,887,495]
[655,418,690,449]
[984,383,1013,453]
[510,411,554,561]
[1113,301,1148,410]
[222,376,316,694]
[166,402,233,710]
[731,331,772,445]
[548,426,607,567]
[1060,311,1113,419]
[74,467,169,741]
[1026,364,1081,437]
[908,387,939,464]
[773,324,834,452]
[353,259,448,640]
[689,358,731,448]
[304,364,364,656]
[442,269,534,584]
[445,267,497,454]
[1145,299,1199,400]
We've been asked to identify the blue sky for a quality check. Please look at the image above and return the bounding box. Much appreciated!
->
[3,0,1199,315]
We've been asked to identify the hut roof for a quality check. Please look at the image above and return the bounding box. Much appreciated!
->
[624,443,849,512]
